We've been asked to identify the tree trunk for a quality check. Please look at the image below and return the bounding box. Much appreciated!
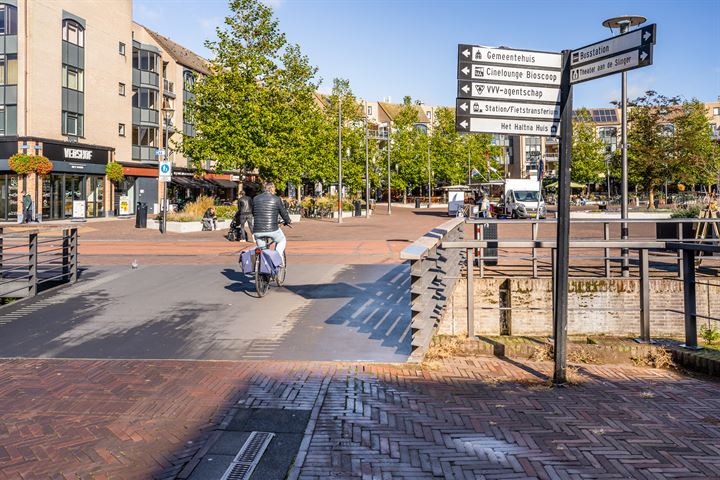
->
[403,188,407,204]
[648,187,655,210]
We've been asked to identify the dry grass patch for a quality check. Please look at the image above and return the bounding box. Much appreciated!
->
[631,348,674,369]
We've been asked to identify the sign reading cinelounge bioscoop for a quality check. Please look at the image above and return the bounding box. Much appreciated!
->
[456,45,562,137]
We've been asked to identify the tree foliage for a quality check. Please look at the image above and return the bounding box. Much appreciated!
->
[571,108,607,185]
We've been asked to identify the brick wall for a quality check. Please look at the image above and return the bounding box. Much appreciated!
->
[441,277,720,337]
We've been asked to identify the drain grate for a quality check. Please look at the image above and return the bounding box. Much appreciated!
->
[220,431,275,480]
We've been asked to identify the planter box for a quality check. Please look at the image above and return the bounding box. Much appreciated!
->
[331,209,372,219]
[656,222,695,240]
[148,219,230,233]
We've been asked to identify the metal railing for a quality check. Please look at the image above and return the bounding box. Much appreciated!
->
[400,217,464,360]
[467,217,720,279]
[443,231,719,347]
[0,227,78,299]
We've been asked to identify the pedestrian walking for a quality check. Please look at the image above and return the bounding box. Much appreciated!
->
[236,189,254,242]
[22,191,32,223]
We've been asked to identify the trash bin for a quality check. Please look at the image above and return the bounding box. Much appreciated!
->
[353,200,361,217]
[135,202,148,228]
[475,222,498,266]
[414,198,421,208]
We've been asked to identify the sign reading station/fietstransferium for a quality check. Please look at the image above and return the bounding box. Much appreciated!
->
[570,23,656,84]
[456,44,562,137]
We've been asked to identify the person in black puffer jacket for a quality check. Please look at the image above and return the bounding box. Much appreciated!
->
[236,189,254,241]
[252,182,292,261]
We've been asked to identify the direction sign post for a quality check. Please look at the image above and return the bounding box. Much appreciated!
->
[454,23,656,384]
[553,50,573,385]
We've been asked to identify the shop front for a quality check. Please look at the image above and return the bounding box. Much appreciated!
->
[40,141,111,220]
[0,140,21,222]
[167,169,238,208]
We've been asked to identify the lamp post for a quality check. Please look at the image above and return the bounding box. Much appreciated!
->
[161,107,174,235]
[383,122,391,215]
[364,100,370,218]
[338,95,343,224]
[427,137,432,208]
[602,15,646,276]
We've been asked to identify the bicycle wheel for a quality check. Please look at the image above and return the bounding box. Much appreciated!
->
[255,253,270,297]
[276,251,287,286]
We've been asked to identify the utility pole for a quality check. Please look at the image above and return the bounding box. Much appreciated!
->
[338,94,343,224]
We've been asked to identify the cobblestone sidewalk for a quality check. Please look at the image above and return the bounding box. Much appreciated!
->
[0,358,718,479]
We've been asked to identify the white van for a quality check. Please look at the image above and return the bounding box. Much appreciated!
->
[502,179,546,219]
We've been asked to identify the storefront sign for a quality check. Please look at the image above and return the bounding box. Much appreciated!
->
[119,195,130,216]
[42,142,110,165]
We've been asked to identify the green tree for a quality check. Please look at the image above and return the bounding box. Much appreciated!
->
[673,99,715,189]
[181,0,322,189]
[571,108,607,186]
[621,91,680,207]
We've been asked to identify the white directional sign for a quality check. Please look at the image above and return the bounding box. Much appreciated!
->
[571,24,656,67]
[456,117,560,137]
[458,62,561,86]
[159,160,172,182]
[457,99,560,121]
[458,81,561,103]
[570,46,653,84]
[458,45,561,69]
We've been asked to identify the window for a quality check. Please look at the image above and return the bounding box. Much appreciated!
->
[367,105,372,116]
[0,54,17,85]
[132,87,158,109]
[132,49,158,72]
[62,111,83,137]
[162,62,168,79]
[0,4,17,35]
[426,111,431,119]
[62,65,84,91]
[118,82,125,96]
[132,126,158,146]
[598,127,617,154]
[714,107,720,116]
[525,137,541,172]
[118,123,125,136]
[119,42,126,56]
[183,70,195,90]
[62,20,84,47]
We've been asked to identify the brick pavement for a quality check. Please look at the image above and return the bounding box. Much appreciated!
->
[0,357,718,479]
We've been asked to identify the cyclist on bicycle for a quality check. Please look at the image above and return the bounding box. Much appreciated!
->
[252,182,292,263]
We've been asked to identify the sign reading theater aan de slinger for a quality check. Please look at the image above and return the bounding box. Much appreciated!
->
[570,24,656,84]
[456,45,562,137]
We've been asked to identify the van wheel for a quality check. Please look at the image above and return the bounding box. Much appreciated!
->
[511,210,518,219]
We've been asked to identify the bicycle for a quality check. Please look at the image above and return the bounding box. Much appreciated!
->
[252,225,289,297]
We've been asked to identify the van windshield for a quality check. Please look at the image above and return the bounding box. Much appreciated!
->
[514,191,540,202]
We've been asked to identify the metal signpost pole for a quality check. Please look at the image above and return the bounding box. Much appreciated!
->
[338,97,343,224]
[554,50,573,385]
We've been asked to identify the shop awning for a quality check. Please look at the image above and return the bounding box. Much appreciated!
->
[210,179,238,189]
[171,176,195,187]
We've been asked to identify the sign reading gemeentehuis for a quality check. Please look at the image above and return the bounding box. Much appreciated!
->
[458,45,562,69]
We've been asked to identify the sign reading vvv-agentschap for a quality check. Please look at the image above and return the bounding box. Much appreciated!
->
[570,23,656,84]
[456,44,562,137]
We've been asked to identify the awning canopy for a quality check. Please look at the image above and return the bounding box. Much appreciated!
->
[210,179,238,189]
[171,176,195,187]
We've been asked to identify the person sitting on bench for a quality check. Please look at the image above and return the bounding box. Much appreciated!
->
[202,207,217,231]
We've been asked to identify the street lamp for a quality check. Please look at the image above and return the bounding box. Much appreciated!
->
[602,15,646,275]
[338,96,343,224]
[161,107,174,235]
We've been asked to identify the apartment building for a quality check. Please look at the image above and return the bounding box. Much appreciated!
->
[0,0,236,222]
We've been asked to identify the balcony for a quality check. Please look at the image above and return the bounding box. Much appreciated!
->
[132,145,159,162]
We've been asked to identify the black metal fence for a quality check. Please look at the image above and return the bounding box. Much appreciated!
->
[0,227,78,299]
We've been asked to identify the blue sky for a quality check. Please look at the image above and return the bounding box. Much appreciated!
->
[134,0,719,108]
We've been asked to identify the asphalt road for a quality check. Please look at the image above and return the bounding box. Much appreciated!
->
[0,263,411,362]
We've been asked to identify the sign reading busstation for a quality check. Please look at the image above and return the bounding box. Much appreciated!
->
[456,44,562,137]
